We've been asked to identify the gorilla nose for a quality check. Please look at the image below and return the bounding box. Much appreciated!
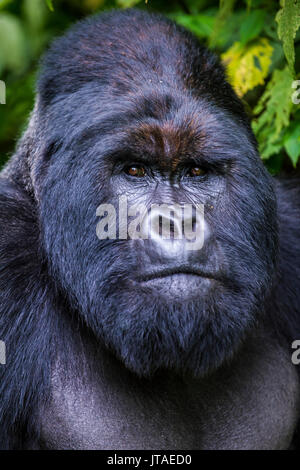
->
[139,204,208,258]
[148,206,185,241]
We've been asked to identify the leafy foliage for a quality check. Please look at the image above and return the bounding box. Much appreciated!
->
[0,0,299,173]
[252,66,295,160]
[276,0,300,74]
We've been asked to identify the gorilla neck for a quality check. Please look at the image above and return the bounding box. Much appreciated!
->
[39,324,299,450]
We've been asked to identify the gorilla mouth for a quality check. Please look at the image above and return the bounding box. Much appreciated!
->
[138,267,219,282]
[137,268,219,298]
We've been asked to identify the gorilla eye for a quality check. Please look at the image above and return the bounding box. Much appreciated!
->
[188,166,206,177]
[125,165,146,178]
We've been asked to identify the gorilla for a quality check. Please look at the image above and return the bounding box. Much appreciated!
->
[0,8,299,450]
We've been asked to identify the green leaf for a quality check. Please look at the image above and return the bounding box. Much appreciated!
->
[0,0,13,9]
[24,0,48,31]
[184,0,209,15]
[0,72,35,166]
[283,119,300,166]
[211,10,246,49]
[240,10,266,45]
[0,13,28,74]
[46,0,54,11]
[276,0,300,74]
[172,14,215,38]
[210,0,237,47]
[265,153,284,175]
[116,0,141,7]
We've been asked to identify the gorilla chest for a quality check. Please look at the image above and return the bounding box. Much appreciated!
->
[39,342,299,450]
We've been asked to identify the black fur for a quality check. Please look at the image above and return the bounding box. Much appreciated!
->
[0,9,299,449]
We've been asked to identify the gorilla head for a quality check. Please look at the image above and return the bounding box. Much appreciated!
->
[15,9,277,378]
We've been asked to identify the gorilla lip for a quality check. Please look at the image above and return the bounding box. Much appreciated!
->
[138,267,218,283]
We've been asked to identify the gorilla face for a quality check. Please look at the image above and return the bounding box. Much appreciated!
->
[34,11,278,378]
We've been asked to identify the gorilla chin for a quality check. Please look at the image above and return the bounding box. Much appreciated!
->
[88,262,260,378]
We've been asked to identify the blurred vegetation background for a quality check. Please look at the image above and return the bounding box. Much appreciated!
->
[0,0,299,174]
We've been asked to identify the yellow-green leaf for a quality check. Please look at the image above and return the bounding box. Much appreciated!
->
[222,39,273,96]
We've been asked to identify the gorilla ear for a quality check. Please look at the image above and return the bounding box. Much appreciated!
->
[3,99,56,200]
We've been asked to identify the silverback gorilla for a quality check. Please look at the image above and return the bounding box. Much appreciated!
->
[0,9,300,450]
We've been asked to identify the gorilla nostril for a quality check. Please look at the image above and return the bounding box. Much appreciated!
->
[157,215,176,238]
[169,218,175,238]
[149,209,182,242]
[192,214,197,232]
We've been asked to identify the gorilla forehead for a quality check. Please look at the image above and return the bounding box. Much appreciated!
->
[41,82,256,176]
[38,9,250,134]
[38,9,205,99]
